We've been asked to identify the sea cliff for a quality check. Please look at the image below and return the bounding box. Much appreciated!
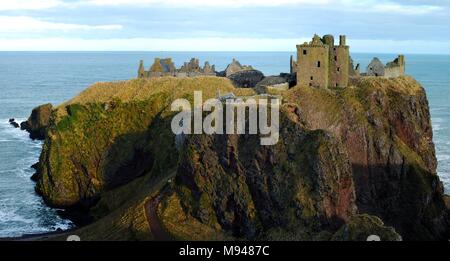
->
[28,76,449,240]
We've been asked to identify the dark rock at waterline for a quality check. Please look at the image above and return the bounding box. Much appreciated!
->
[10,122,20,128]
[9,118,20,128]
[56,206,95,227]
[21,103,53,140]
[31,171,40,182]
[30,162,41,182]
[227,69,265,88]
[31,163,39,171]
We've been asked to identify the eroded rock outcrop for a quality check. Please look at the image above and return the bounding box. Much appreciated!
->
[21,103,53,140]
[9,118,19,128]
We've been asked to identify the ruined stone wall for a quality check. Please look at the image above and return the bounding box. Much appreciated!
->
[138,57,217,79]
[349,58,360,77]
[297,44,329,88]
[138,60,146,78]
[384,55,405,78]
[329,46,350,88]
[366,56,405,78]
[367,58,385,77]
[384,66,404,78]
[148,72,176,78]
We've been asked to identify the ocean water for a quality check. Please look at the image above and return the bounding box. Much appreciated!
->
[0,52,449,237]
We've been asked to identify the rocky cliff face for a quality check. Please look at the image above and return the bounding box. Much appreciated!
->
[173,116,357,240]
[21,103,53,140]
[284,76,448,240]
[30,76,449,240]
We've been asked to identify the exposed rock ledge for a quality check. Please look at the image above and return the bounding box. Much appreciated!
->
[21,103,53,140]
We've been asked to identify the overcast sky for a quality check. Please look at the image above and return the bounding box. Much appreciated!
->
[0,0,449,53]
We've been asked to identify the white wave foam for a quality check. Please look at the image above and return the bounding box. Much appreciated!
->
[0,118,27,123]
[433,123,447,131]
[0,209,34,224]
[437,154,450,161]
[0,128,29,142]
[432,117,444,123]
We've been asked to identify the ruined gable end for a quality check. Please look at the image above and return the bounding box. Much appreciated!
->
[138,60,146,78]
[384,55,406,78]
[367,58,385,77]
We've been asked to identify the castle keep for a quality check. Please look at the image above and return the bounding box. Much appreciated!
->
[293,34,405,88]
[295,34,350,88]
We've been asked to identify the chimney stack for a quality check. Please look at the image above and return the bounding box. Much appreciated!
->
[339,35,346,46]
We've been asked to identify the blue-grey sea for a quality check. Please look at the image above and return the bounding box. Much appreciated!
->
[0,52,449,237]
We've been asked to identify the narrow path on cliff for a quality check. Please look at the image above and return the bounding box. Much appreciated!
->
[145,187,172,241]
[145,170,177,241]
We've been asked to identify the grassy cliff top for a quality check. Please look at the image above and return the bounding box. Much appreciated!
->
[284,76,424,102]
[62,77,256,106]
[61,76,422,108]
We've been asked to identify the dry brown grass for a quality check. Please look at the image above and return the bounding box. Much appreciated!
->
[62,77,255,106]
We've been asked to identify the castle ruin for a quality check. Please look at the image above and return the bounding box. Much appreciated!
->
[295,34,350,88]
[224,59,254,77]
[292,34,406,88]
[366,55,405,78]
[138,58,216,78]
[137,34,406,89]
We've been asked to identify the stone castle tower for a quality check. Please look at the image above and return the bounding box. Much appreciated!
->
[296,34,350,88]
[138,60,146,78]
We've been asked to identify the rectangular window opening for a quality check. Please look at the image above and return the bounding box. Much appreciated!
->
[303,50,307,55]
[317,61,321,68]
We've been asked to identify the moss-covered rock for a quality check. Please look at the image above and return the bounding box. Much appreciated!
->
[35,77,251,209]
[332,214,401,241]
